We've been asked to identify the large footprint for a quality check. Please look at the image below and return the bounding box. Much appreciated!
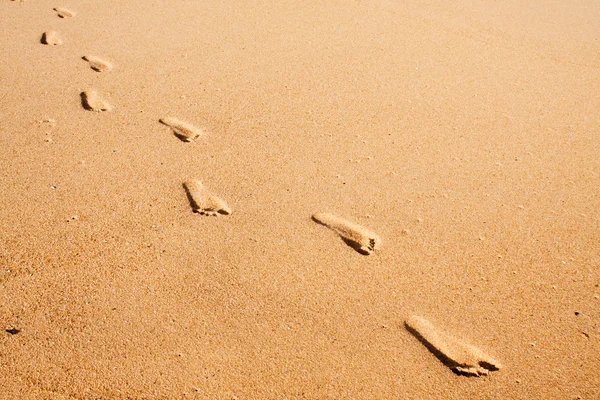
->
[312,212,381,255]
[183,180,231,216]
[405,315,502,377]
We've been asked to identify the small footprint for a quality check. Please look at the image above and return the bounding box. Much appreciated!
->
[41,31,62,46]
[53,7,76,18]
[159,117,205,142]
[82,55,113,72]
[80,91,112,112]
[183,180,231,216]
[312,212,381,255]
[405,315,502,377]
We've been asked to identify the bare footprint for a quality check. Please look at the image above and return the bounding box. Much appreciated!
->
[312,212,381,255]
[80,91,112,112]
[405,315,502,377]
[53,7,76,18]
[183,180,231,216]
[41,31,62,46]
[82,55,113,72]
[159,117,205,142]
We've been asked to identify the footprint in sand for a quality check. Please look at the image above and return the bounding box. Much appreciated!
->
[53,7,76,18]
[312,212,381,255]
[405,315,502,377]
[183,180,231,216]
[159,117,205,142]
[41,31,62,46]
[82,55,113,72]
[80,90,112,112]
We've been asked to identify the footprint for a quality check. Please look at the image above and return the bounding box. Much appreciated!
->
[159,117,205,142]
[405,315,502,377]
[53,7,76,18]
[312,212,381,255]
[82,55,113,72]
[80,91,112,112]
[41,31,62,46]
[183,180,231,216]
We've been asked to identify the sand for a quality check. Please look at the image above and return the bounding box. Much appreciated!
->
[1,0,599,398]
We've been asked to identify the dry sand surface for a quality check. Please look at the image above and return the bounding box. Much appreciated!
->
[1,0,599,398]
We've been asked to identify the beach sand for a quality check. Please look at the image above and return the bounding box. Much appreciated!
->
[1,0,599,398]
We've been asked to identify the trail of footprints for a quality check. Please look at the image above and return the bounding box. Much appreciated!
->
[42,7,113,111]
[35,4,502,379]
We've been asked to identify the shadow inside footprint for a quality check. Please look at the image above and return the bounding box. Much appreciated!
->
[405,322,464,374]
[183,183,201,213]
[341,237,372,255]
[80,92,92,110]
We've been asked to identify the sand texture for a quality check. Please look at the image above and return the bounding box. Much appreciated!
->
[1,0,599,398]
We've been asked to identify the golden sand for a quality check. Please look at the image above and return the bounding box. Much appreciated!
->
[1,0,599,398]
